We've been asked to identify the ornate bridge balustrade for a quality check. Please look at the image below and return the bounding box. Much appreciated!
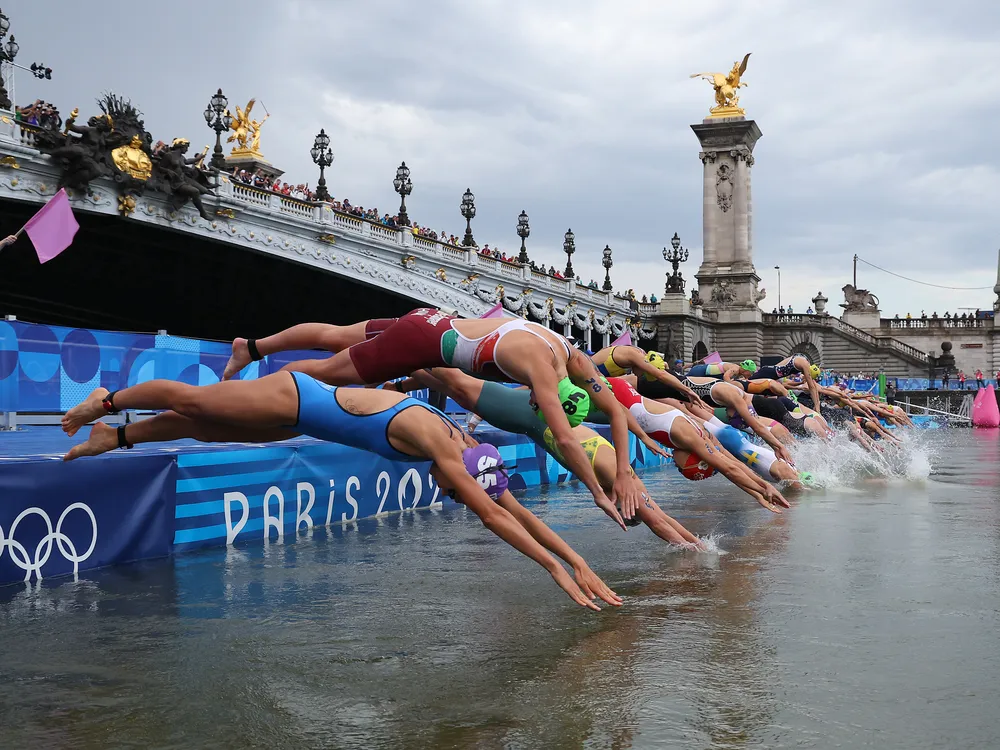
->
[0,118,655,347]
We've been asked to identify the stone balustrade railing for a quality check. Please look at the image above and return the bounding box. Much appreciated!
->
[0,122,655,340]
[761,312,929,363]
[883,317,992,330]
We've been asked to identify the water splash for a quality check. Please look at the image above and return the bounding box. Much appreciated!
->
[785,428,933,488]
[690,533,727,555]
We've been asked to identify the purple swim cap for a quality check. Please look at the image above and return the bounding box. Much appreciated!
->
[461,444,509,500]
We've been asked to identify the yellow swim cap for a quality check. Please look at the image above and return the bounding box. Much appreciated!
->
[809,364,821,379]
[645,351,666,371]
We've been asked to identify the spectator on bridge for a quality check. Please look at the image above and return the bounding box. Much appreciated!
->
[779,305,786,314]
[942,370,950,389]
[806,306,814,314]
[975,369,985,388]
[958,370,966,389]
[641,295,648,303]
[931,311,938,319]
[787,305,794,313]
[650,293,658,303]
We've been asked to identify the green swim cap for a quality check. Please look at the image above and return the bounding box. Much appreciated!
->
[740,359,758,373]
[530,378,591,428]
[798,471,816,487]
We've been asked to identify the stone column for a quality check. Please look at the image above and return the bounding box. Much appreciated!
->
[698,151,717,273]
[993,246,1000,313]
[691,117,763,323]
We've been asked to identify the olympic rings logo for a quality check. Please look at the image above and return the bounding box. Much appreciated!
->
[0,504,98,582]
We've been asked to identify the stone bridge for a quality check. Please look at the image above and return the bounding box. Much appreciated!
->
[0,118,655,346]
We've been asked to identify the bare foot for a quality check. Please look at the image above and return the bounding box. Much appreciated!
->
[64,422,120,461]
[222,338,251,380]
[62,388,110,437]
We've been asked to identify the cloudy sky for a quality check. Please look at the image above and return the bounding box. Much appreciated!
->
[9,0,1000,315]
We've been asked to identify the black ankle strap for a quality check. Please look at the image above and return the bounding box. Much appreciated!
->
[117,425,133,450]
[102,391,121,414]
[247,338,262,361]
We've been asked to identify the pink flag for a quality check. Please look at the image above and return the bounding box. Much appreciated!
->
[704,351,723,365]
[610,330,632,347]
[479,302,505,319]
[23,188,79,264]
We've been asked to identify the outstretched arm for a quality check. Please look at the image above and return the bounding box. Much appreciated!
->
[494,491,622,607]
[728,393,793,464]
[434,458,603,611]
[633,359,705,407]
[531,361,627,530]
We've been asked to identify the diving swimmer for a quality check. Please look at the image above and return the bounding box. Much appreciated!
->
[62,376,621,611]
[219,308,649,529]
[389,368,703,545]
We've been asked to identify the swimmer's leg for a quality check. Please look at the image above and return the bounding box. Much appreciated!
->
[223,321,372,380]
[62,373,298,437]
[769,422,795,446]
[65,411,298,460]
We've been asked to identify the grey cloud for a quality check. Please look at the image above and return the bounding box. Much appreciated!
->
[7,0,998,314]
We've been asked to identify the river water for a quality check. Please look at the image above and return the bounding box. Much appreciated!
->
[1,429,998,749]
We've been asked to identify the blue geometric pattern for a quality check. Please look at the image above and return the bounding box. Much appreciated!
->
[0,320,330,412]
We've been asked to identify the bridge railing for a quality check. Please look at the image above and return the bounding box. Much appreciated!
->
[883,317,991,330]
[762,312,931,363]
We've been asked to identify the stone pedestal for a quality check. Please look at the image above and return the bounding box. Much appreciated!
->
[691,117,763,313]
[224,151,284,182]
[842,308,881,331]
[657,293,690,316]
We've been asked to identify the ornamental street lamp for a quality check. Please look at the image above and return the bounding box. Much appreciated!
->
[775,265,782,310]
[602,244,613,291]
[460,188,477,247]
[0,9,48,111]
[393,161,412,225]
[663,231,689,294]
[203,88,233,170]
[516,210,530,263]
[563,228,575,278]
[310,128,334,202]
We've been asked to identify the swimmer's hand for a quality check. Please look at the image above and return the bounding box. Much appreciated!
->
[640,434,669,460]
[573,563,623,607]
[763,484,790,510]
[551,565,603,611]
[775,445,795,465]
[683,386,706,408]
[595,490,628,531]
[611,474,643,524]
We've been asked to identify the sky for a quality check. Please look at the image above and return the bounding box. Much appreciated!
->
[7,0,1000,316]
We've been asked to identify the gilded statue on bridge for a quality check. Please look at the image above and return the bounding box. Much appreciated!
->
[690,53,751,117]
[226,98,270,157]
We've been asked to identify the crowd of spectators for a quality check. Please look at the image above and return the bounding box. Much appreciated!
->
[892,309,993,321]
[230,168,316,201]
[14,100,61,129]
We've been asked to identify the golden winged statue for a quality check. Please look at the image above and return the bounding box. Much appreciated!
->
[226,98,270,156]
[690,53,751,117]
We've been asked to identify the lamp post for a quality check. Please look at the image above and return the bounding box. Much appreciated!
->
[203,88,233,170]
[516,210,530,263]
[392,161,412,225]
[310,129,334,202]
[602,245,613,291]
[663,232,689,294]
[460,188,476,247]
[0,8,42,112]
[563,229,575,278]
[774,265,782,310]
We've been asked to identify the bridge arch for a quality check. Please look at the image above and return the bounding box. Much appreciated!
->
[692,340,709,363]
[783,333,822,365]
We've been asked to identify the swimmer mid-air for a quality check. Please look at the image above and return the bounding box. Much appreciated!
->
[219,309,654,530]
[62,375,621,611]
[389,368,703,546]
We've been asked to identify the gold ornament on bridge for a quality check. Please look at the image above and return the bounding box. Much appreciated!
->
[226,98,270,157]
[111,135,153,181]
[690,53,751,118]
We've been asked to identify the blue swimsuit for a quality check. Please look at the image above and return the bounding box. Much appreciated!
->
[289,372,459,462]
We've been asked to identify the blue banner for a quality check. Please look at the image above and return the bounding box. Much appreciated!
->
[172,441,448,551]
[0,454,175,583]
[0,319,330,413]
